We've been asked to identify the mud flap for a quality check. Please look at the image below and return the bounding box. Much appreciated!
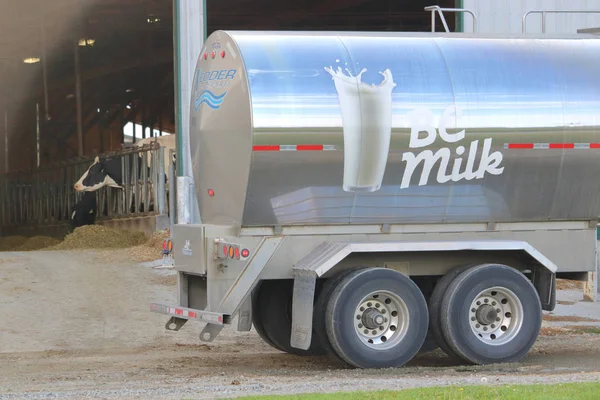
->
[532,265,556,312]
[290,273,317,350]
[237,294,253,332]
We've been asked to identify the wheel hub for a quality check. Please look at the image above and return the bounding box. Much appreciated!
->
[475,304,498,325]
[362,308,385,329]
[469,286,524,346]
[353,291,410,349]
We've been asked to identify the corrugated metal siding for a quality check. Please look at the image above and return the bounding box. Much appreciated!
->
[461,0,600,34]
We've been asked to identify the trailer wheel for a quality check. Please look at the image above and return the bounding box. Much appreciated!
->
[325,268,429,368]
[251,281,283,352]
[440,264,542,365]
[254,279,327,356]
[428,264,476,358]
[418,330,439,354]
[313,267,369,356]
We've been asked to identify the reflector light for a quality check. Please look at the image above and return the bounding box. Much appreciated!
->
[229,246,234,258]
[220,51,226,58]
[223,245,228,256]
[211,51,215,59]
[241,249,249,258]
[168,240,173,251]
[208,189,215,197]
[203,53,207,60]
[235,247,240,259]
[162,240,167,251]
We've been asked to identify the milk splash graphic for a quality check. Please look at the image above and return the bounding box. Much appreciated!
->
[324,66,396,192]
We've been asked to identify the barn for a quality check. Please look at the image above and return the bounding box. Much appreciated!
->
[0,0,599,237]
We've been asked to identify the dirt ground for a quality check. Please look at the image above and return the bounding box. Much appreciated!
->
[1,250,600,399]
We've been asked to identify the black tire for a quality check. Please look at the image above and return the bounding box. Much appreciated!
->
[313,267,369,356]
[251,281,282,351]
[325,268,429,368]
[428,264,476,358]
[254,279,327,356]
[440,264,542,365]
[418,330,439,354]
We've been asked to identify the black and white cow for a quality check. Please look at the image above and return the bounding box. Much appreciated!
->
[74,135,176,192]
[73,155,126,192]
[73,153,146,212]
[69,191,98,230]
[73,135,176,214]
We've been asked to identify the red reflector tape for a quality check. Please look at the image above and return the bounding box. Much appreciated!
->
[253,145,280,151]
[167,307,197,318]
[507,143,534,149]
[296,144,324,151]
[253,144,336,151]
[150,303,224,325]
[505,143,600,150]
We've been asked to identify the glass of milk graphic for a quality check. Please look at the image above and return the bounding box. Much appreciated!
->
[324,66,396,192]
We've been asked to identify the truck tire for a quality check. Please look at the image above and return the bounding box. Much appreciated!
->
[440,263,542,365]
[251,281,283,352]
[428,264,476,358]
[254,279,327,356]
[313,267,369,356]
[418,330,439,354]
[325,268,429,368]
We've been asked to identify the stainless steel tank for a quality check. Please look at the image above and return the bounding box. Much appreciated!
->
[189,31,600,228]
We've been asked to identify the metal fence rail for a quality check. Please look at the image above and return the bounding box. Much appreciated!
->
[0,143,171,230]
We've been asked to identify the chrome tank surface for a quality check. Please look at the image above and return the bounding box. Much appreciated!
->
[189,31,600,228]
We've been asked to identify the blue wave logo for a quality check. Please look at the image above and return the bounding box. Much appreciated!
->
[194,90,227,110]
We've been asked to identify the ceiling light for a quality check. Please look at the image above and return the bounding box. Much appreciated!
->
[78,38,95,47]
[23,57,40,64]
[147,14,161,24]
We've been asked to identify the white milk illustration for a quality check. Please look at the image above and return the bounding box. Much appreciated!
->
[324,66,396,192]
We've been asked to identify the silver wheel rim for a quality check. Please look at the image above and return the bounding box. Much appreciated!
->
[468,286,524,346]
[353,290,409,350]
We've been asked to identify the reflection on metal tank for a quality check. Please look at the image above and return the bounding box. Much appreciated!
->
[189,31,600,228]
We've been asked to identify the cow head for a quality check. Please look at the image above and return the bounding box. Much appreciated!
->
[74,156,122,191]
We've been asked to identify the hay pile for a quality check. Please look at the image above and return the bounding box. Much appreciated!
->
[49,225,147,250]
[0,236,28,251]
[15,236,61,251]
[0,226,169,261]
[127,229,171,262]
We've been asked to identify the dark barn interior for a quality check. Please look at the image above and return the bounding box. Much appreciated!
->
[0,0,455,174]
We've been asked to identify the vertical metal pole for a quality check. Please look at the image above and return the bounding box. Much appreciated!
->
[36,103,40,168]
[158,147,166,215]
[168,149,176,226]
[174,0,205,225]
[431,10,436,32]
[74,40,84,156]
[542,11,546,33]
[4,109,8,174]
[41,19,49,120]
[158,112,163,136]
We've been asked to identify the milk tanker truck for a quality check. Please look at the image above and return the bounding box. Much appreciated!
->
[151,30,600,369]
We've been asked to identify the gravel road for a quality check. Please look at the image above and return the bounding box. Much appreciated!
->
[1,250,599,399]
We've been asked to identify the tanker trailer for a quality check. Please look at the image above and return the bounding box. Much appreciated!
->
[151,30,600,369]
